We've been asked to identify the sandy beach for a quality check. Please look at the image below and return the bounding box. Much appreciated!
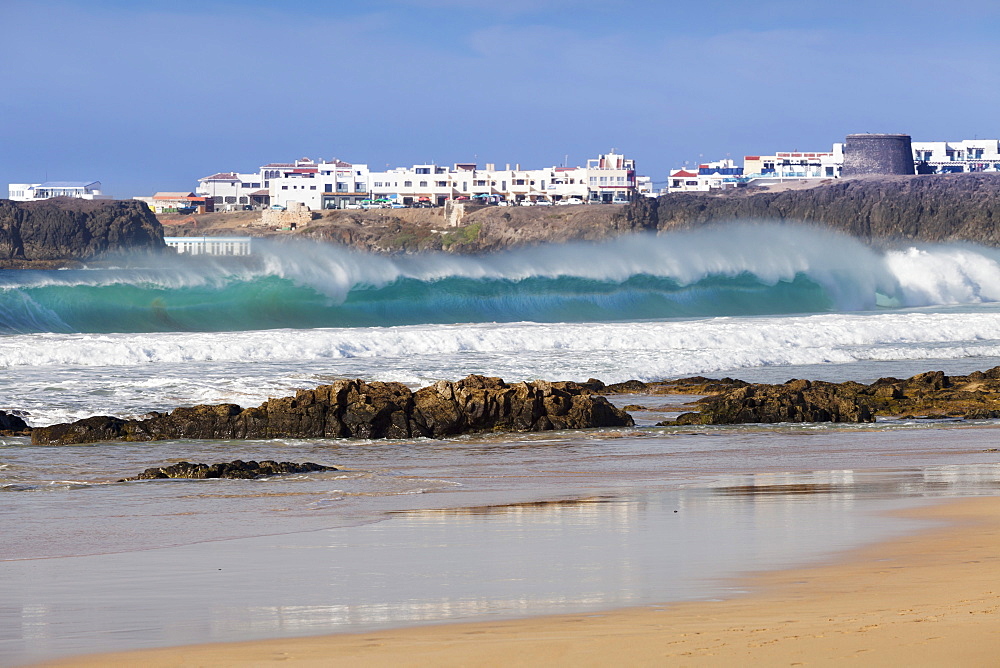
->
[34,495,1000,667]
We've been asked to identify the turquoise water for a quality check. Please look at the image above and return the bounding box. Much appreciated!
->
[4,224,1000,334]
[0,271,835,333]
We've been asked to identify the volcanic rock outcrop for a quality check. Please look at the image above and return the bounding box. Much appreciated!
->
[119,460,336,481]
[31,375,635,445]
[0,198,164,263]
[641,173,1000,246]
[669,379,874,425]
[657,367,1000,425]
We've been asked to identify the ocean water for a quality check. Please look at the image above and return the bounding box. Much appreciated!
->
[5,223,1000,664]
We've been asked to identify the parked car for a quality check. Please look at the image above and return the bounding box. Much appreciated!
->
[557,197,585,206]
[519,200,534,206]
[269,204,286,211]
[534,200,552,206]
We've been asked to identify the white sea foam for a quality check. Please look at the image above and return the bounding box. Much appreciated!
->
[1,308,999,372]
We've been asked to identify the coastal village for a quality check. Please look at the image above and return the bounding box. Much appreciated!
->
[8,136,1000,217]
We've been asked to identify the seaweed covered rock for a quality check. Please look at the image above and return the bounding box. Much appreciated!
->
[669,379,874,425]
[32,375,635,445]
[120,460,335,481]
[659,366,1000,425]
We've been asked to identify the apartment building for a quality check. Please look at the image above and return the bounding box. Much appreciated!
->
[8,181,111,201]
[909,139,1000,174]
[197,151,640,210]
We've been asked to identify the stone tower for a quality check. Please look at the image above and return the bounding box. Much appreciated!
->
[841,134,915,176]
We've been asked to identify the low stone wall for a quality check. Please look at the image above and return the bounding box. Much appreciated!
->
[260,210,317,228]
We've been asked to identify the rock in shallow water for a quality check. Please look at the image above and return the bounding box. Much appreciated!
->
[0,410,29,434]
[657,367,1000,425]
[119,460,336,481]
[32,375,634,445]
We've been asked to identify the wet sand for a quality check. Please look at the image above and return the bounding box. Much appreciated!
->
[37,495,1000,667]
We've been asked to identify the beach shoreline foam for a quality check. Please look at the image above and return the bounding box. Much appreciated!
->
[30,495,1000,667]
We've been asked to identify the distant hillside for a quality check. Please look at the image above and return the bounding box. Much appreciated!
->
[0,198,165,265]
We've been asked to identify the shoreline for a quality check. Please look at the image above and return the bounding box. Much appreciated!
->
[32,494,1000,667]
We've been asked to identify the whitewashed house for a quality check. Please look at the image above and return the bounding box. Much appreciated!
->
[8,181,111,201]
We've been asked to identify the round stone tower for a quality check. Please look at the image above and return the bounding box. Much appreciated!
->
[841,133,915,176]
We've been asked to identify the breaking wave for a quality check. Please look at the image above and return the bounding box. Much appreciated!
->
[2,223,1000,334]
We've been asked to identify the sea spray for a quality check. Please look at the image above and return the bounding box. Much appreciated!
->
[2,224,1000,333]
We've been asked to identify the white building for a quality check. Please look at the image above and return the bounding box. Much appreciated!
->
[198,158,372,211]
[908,139,1000,174]
[199,150,642,211]
[743,150,841,182]
[8,181,111,201]
[667,159,744,193]
[196,171,268,211]
[163,236,253,256]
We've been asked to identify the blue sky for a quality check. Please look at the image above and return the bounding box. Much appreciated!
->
[2,0,998,197]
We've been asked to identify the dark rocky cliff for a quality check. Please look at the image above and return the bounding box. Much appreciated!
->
[0,198,165,263]
[643,173,1000,245]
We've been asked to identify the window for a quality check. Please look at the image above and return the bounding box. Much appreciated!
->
[325,184,333,192]
[419,181,428,187]
[355,183,365,191]
[415,168,430,174]
[310,185,317,190]
[282,186,288,190]
[515,179,525,185]
[436,181,447,187]
[214,196,223,204]
[225,196,236,203]
[404,181,413,187]
[475,180,486,186]
[374,182,383,188]
[239,196,248,204]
